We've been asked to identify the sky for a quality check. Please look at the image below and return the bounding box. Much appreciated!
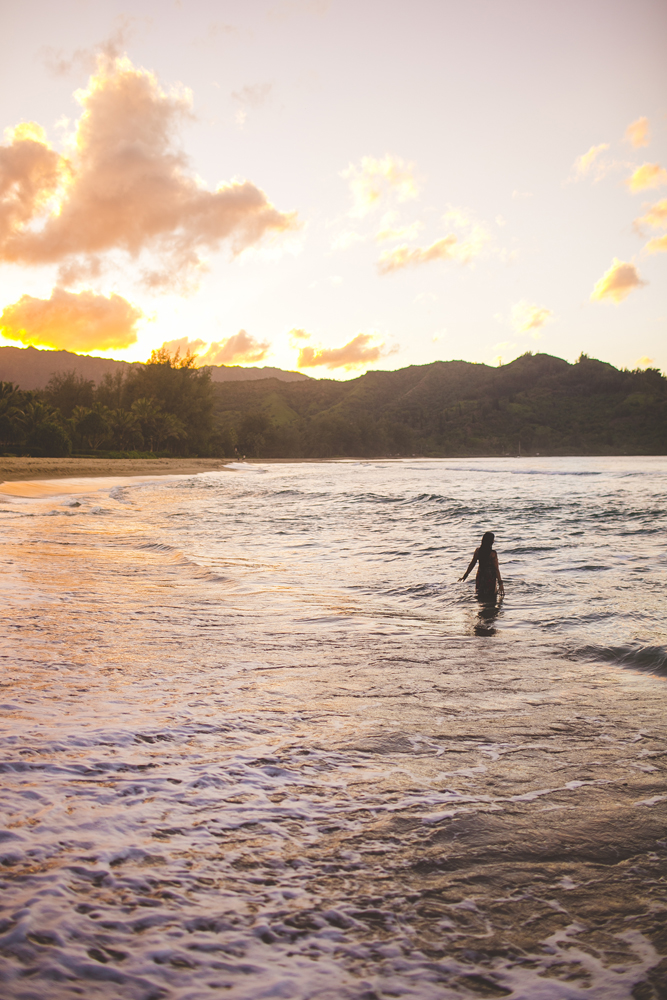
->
[0,0,666,378]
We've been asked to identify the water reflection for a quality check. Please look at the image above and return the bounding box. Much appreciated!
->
[473,597,502,636]
[0,459,665,999]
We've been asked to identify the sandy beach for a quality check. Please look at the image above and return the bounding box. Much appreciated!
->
[0,456,231,484]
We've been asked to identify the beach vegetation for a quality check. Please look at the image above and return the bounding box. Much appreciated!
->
[22,399,72,457]
[212,353,667,458]
[43,371,95,417]
[7,347,219,457]
[2,352,665,458]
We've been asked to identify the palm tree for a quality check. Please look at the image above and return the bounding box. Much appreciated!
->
[0,382,27,451]
[109,408,142,450]
[22,399,72,457]
[130,397,162,452]
[71,403,111,450]
[154,411,186,452]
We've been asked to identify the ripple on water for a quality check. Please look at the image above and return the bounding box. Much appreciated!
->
[0,457,665,998]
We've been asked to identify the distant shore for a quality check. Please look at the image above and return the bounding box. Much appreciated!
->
[0,457,232,483]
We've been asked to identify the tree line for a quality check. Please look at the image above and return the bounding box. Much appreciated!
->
[0,348,217,457]
[2,350,665,459]
[214,353,667,458]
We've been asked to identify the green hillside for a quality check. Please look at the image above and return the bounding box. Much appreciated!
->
[2,350,664,459]
[213,353,667,458]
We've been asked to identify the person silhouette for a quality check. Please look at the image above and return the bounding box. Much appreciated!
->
[460,531,504,601]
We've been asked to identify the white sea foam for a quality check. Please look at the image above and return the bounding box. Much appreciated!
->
[0,457,665,998]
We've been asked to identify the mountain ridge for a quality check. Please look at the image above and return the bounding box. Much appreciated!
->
[212,352,667,457]
[0,345,310,389]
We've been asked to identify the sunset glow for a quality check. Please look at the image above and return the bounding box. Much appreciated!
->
[0,1,665,374]
[0,287,142,351]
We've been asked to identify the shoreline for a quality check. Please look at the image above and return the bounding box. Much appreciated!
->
[2,454,664,486]
[0,457,232,484]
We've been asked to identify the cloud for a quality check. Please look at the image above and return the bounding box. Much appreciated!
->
[375,212,423,243]
[377,211,488,274]
[636,356,654,368]
[157,332,270,365]
[57,255,105,286]
[626,163,667,193]
[590,258,646,304]
[511,190,533,200]
[288,327,311,342]
[341,155,418,217]
[624,117,650,148]
[510,300,554,337]
[159,336,206,357]
[634,198,667,232]
[378,236,458,273]
[633,198,667,253]
[41,18,137,78]
[231,83,272,108]
[0,54,297,289]
[634,198,667,253]
[197,330,270,365]
[297,332,397,371]
[0,287,142,351]
[571,143,610,181]
[0,122,65,243]
[645,234,667,254]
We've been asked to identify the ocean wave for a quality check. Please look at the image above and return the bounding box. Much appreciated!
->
[440,464,665,478]
[133,540,227,582]
[437,464,604,476]
[136,541,180,554]
[223,462,267,472]
[572,643,667,677]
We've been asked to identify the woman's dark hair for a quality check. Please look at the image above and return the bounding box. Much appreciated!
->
[479,531,495,560]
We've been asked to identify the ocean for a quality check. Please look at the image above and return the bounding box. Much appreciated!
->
[0,456,666,1000]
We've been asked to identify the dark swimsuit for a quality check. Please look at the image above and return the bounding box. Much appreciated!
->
[475,548,498,599]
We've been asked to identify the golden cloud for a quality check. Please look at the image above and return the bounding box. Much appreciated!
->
[624,117,650,148]
[634,198,667,232]
[0,122,65,243]
[378,236,458,273]
[571,143,609,180]
[157,332,270,366]
[288,327,311,343]
[626,163,667,193]
[634,198,667,253]
[378,208,489,273]
[341,155,418,217]
[160,336,206,357]
[0,55,297,288]
[590,258,646,304]
[0,287,142,351]
[297,332,396,371]
[645,234,667,254]
[197,330,270,365]
[510,300,554,336]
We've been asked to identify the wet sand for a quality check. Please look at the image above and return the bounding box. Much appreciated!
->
[0,456,231,484]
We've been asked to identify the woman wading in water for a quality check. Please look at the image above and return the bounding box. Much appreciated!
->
[460,531,504,601]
